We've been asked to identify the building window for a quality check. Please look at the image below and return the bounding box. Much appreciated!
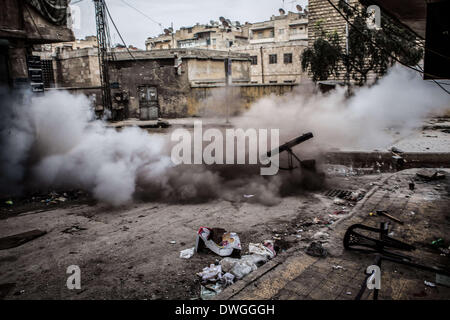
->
[270,29,274,37]
[269,80,277,84]
[212,39,216,44]
[257,32,263,39]
[284,53,293,64]
[187,28,192,33]
[269,54,277,64]
[279,28,284,35]
[250,56,258,65]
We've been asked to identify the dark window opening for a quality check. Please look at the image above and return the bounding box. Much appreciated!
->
[250,56,258,65]
[269,54,277,64]
[284,53,292,64]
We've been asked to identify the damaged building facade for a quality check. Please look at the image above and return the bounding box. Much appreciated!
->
[108,49,253,119]
[231,10,308,84]
[146,10,309,84]
[145,20,251,51]
[0,0,74,90]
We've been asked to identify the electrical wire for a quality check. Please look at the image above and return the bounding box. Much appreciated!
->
[104,1,137,61]
[118,0,164,31]
[104,1,175,71]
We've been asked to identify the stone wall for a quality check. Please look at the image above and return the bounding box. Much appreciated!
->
[307,0,360,81]
[109,55,295,119]
[109,57,190,118]
[54,47,100,87]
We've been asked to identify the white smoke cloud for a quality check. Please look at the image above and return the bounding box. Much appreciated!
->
[0,65,448,206]
[234,65,450,151]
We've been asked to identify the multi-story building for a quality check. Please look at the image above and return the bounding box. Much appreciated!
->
[145,10,309,84]
[307,0,360,83]
[145,21,250,51]
[231,11,309,84]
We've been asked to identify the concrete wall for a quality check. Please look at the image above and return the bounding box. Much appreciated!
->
[307,0,360,81]
[108,51,251,118]
[186,58,250,85]
[110,55,295,119]
[231,12,308,84]
[233,41,308,84]
[188,83,296,117]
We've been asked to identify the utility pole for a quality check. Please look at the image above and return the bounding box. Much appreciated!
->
[225,56,232,124]
[93,0,112,117]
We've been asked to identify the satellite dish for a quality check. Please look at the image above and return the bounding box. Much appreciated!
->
[219,16,225,23]
[304,8,308,14]
[296,5,302,12]
[279,8,285,15]
[164,28,170,35]
[210,20,215,25]
[222,20,229,27]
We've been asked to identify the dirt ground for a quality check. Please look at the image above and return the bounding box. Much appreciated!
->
[0,169,387,300]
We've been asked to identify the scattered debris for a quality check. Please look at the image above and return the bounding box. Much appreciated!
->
[0,229,47,250]
[312,217,329,225]
[200,285,220,300]
[333,210,348,215]
[243,194,254,198]
[416,169,446,181]
[223,272,235,286]
[169,240,177,244]
[409,182,415,190]
[306,241,328,257]
[5,200,13,205]
[436,274,450,287]
[432,238,444,248]
[424,280,436,287]
[313,231,329,241]
[248,241,276,259]
[179,247,195,259]
[197,264,223,282]
[326,189,366,201]
[346,291,352,295]
[220,254,267,280]
[197,264,237,299]
[374,210,404,225]
[13,289,25,296]
[333,265,344,270]
[333,198,346,205]
[195,227,241,257]
[61,225,87,234]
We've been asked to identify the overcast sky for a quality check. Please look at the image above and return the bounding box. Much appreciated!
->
[71,0,308,49]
